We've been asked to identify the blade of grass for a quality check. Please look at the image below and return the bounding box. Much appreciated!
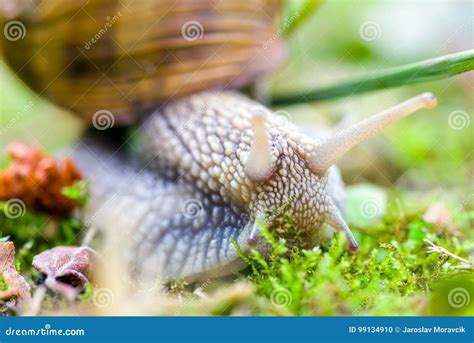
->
[271,50,474,105]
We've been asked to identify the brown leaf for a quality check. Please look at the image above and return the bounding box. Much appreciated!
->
[33,246,97,301]
[0,143,82,215]
[0,242,31,313]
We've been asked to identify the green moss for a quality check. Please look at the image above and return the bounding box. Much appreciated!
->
[234,197,473,316]
[61,180,89,207]
[0,201,83,275]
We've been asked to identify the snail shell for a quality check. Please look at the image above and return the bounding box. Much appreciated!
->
[1,0,283,125]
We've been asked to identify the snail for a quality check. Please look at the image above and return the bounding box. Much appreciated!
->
[1,1,438,282]
[70,91,437,282]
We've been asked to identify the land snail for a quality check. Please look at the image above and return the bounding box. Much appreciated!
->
[1,1,438,282]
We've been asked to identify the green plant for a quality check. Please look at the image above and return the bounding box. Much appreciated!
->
[234,198,473,315]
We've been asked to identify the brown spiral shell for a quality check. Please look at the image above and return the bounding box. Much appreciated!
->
[1,0,283,125]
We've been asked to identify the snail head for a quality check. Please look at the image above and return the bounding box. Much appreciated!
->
[243,93,437,251]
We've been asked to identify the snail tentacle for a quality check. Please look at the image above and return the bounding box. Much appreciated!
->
[324,201,359,252]
[307,93,437,174]
[244,113,275,182]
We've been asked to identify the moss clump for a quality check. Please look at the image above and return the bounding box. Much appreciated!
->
[234,197,473,316]
[0,201,83,275]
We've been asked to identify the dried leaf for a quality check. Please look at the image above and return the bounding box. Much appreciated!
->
[32,246,96,301]
[0,143,82,215]
[0,242,31,313]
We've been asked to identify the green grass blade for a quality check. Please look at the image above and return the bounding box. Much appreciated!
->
[271,50,474,105]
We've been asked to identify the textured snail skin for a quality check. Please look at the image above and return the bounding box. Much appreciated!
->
[72,91,346,282]
[72,140,254,281]
[139,92,343,237]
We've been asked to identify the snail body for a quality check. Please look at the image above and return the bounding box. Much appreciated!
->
[72,91,437,282]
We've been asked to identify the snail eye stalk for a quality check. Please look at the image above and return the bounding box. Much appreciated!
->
[307,93,437,175]
[325,201,359,252]
[244,113,275,182]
